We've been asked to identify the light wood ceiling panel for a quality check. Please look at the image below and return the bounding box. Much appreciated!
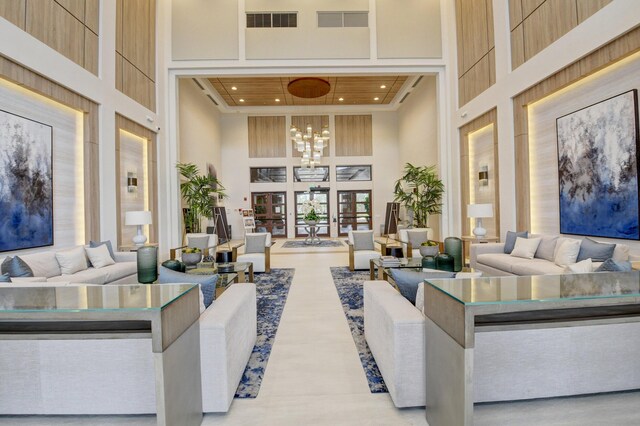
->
[207,76,409,107]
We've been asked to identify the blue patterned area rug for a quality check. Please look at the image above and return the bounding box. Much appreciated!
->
[330,266,388,393]
[235,268,295,398]
[281,239,344,248]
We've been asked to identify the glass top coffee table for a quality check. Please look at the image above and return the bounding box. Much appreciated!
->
[369,257,472,281]
[186,261,254,296]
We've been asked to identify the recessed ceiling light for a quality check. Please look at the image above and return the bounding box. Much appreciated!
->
[231,86,237,90]
[380,85,386,89]
[275,98,280,102]
[374,97,380,101]
[239,99,245,102]
[338,97,344,101]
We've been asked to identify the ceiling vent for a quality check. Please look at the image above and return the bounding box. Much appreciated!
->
[412,76,423,88]
[192,78,205,90]
[206,95,218,106]
[399,92,411,104]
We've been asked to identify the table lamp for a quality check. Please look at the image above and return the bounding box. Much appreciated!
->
[125,210,152,246]
[467,203,493,238]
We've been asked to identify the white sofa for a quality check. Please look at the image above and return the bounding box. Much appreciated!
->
[0,246,137,284]
[470,237,630,276]
[364,279,640,408]
[0,282,257,414]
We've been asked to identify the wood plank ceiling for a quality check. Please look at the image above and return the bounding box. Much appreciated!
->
[207,76,408,106]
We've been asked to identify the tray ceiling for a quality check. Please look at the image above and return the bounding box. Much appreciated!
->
[207,76,408,107]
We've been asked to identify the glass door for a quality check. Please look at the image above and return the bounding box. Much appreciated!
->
[251,192,287,238]
[337,190,372,236]
[295,190,330,237]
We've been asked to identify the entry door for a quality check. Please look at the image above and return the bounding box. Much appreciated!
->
[295,190,330,237]
[251,192,287,238]
[337,190,372,236]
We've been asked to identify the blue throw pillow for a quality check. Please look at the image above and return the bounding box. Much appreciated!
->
[158,266,218,308]
[577,238,616,262]
[1,256,34,278]
[595,258,632,272]
[89,240,116,261]
[0,272,11,282]
[389,269,455,304]
[503,231,528,254]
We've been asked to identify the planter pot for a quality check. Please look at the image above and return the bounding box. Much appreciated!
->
[182,252,202,266]
[419,245,439,257]
[304,220,317,226]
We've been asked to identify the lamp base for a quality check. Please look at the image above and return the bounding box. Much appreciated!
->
[132,226,147,246]
[472,218,487,238]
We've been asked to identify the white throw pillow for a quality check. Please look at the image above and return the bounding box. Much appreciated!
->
[55,246,89,275]
[554,238,582,267]
[564,258,593,274]
[85,244,116,269]
[510,237,541,259]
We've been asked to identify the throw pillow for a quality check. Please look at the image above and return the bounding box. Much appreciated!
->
[503,231,528,254]
[595,258,633,272]
[245,234,267,254]
[158,266,218,309]
[564,258,593,274]
[89,240,116,261]
[534,235,559,261]
[510,237,541,259]
[613,244,630,262]
[55,246,89,275]
[352,231,375,251]
[1,256,34,277]
[187,235,211,251]
[554,238,582,267]
[407,230,429,247]
[0,272,11,282]
[389,269,455,304]
[85,244,116,269]
[576,237,616,262]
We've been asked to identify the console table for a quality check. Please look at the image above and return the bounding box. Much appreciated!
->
[424,272,640,426]
[0,284,202,426]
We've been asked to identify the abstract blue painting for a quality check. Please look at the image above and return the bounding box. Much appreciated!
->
[556,90,639,240]
[0,110,53,251]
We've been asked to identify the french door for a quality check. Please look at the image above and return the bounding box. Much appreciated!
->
[295,190,330,237]
[337,190,372,236]
[251,192,287,238]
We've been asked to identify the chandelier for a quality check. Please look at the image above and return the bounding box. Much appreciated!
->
[290,123,329,169]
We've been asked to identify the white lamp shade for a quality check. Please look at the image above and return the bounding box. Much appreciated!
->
[125,210,152,226]
[467,203,493,218]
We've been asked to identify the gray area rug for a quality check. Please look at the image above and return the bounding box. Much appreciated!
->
[281,240,344,248]
[234,268,295,398]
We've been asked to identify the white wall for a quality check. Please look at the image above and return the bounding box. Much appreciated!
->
[396,75,441,238]
[0,78,84,256]
[528,52,640,253]
[217,111,400,238]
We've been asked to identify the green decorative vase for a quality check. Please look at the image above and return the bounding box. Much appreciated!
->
[444,237,463,272]
[137,246,158,284]
[422,255,437,270]
[435,253,455,272]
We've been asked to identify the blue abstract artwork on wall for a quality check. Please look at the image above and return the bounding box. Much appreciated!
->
[0,110,53,252]
[556,90,639,240]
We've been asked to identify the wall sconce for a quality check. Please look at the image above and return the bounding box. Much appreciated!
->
[478,165,489,187]
[127,172,138,193]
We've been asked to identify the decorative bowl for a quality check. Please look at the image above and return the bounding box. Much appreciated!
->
[419,245,439,257]
[182,252,203,266]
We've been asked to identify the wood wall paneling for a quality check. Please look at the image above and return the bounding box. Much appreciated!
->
[513,25,640,231]
[291,115,330,157]
[488,48,496,86]
[523,0,578,61]
[521,0,545,18]
[459,53,491,106]
[576,0,612,24]
[55,0,84,22]
[511,24,526,69]
[116,0,123,53]
[84,27,98,75]
[122,59,155,111]
[485,0,494,49]
[459,0,489,73]
[0,54,101,241]
[0,0,26,29]
[248,116,287,158]
[85,0,100,34]
[335,115,373,157]
[508,0,522,30]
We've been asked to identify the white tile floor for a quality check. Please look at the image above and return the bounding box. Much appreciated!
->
[2,239,640,425]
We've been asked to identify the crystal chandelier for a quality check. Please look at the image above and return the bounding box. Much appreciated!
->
[290,123,329,169]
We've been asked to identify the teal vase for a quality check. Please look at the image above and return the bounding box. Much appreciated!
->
[435,253,454,272]
[444,237,463,272]
[137,246,158,284]
[422,255,437,270]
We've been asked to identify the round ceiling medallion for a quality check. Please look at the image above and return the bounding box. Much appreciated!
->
[287,78,331,98]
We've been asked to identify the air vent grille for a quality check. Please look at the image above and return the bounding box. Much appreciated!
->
[192,78,205,90]
[206,95,218,106]
[399,93,411,104]
[318,11,368,28]
[247,12,297,28]
[412,76,424,88]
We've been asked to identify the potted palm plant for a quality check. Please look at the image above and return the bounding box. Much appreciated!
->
[393,163,444,228]
[176,162,227,233]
